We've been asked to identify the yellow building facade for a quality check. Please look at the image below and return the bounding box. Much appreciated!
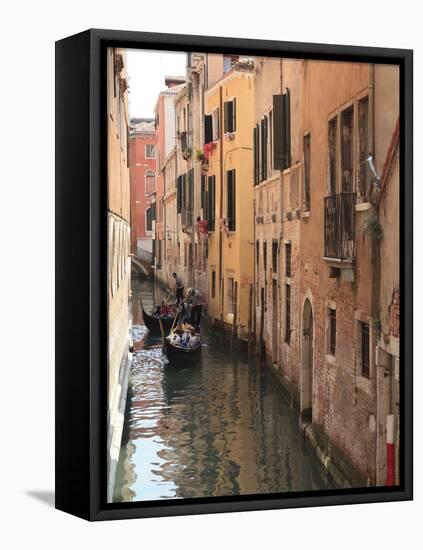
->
[204,62,254,339]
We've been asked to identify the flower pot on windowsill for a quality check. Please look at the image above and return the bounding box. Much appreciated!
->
[182,148,192,160]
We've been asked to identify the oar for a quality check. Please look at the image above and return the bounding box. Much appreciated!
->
[159,318,165,343]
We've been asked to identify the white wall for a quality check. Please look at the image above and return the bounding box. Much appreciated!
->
[1,1,420,549]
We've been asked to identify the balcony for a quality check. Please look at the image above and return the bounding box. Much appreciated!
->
[324,192,356,262]
[181,208,193,229]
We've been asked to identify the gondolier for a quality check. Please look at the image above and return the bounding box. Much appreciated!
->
[187,288,203,328]
[172,272,184,303]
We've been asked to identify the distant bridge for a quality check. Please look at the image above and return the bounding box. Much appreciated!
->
[131,255,154,278]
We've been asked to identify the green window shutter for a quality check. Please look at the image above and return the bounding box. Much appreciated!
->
[204,114,213,144]
[273,94,284,170]
[177,176,182,213]
[224,101,229,133]
[227,169,236,231]
[210,175,216,231]
[284,89,291,169]
[201,175,206,209]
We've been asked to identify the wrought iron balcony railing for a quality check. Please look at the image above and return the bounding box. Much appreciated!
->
[181,208,193,229]
[324,192,356,261]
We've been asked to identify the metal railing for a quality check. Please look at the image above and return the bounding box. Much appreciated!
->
[181,208,193,228]
[324,192,356,260]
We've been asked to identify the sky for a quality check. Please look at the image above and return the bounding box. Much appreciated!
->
[126,49,187,119]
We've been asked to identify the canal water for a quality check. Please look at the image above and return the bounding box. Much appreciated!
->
[113,278,334,502]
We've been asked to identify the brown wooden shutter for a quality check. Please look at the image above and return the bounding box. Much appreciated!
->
[232,98,236,132]
[273,94,284,170]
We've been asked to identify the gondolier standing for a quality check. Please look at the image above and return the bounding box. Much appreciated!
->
[188,288,203,329]
[172,272,184,303]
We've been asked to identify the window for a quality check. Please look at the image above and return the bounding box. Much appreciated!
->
[227,277,235,315]
[253,125,259,185]
[256,241,260,267]
[204,114,213,144]
[358,97,370,198]
[223,55,239,72]
[285,243,291,278]
[303,133,311,211]
[360,321,370,378]
[341,106,354,192]
[211,270,216,298]
[201,175,206,210]
[261,116,268,181]
[263,241,267,273]
[206,175,215,231]
[328,308,336,355]
[145,170,155,195]
[224,98,236,133]
[273,90,291,170]
[285,284,291,344]
[272,240,278,272]
[177,175,183,213]
[145,144,156,159]
[226,169,236,231]
[328,117,337,195]
[146,207,153,232]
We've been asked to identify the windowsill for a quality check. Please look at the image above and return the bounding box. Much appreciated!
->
[356,373,371,394]
[355,202,371,212]
[323,257,354,266]
[326,354,337,366]
[302,211,311,218]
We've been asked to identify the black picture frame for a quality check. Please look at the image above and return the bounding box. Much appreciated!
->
[55,28,413,521]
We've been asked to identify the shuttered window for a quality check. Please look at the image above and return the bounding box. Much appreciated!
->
[204,114,213,144]
[207,175,216,232]
[273,90,291,170]
[361,321,370,378]
[253,125,259,185]
[201,175,206,209]
[285,284,291,344]
[303,133,311,211]
[227,169,236,231]
[177,176,182,213]
[224,98,236,133]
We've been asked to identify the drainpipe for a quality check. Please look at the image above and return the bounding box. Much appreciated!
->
[386,414,395,485]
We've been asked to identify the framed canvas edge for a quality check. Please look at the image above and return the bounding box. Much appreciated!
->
[55,28,413,522]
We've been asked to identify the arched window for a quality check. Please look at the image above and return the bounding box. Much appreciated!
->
[145,170,155,195]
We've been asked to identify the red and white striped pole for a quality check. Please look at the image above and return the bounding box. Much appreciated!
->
[386,414,395,486]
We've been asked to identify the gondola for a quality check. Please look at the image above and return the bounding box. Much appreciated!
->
[163,335,202,362]
[141,300,176,335]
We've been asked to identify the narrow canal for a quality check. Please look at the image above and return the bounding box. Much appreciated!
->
[113,278,334,502]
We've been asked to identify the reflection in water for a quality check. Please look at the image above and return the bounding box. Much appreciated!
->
[114,279,334,502]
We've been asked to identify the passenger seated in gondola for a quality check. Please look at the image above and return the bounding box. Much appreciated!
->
[159,301,171,316]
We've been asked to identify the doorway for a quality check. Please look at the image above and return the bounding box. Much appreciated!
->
[301,299,314,423]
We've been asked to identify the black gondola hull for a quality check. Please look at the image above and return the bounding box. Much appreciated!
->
[163,338,202,362]
[141,306,175,335]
